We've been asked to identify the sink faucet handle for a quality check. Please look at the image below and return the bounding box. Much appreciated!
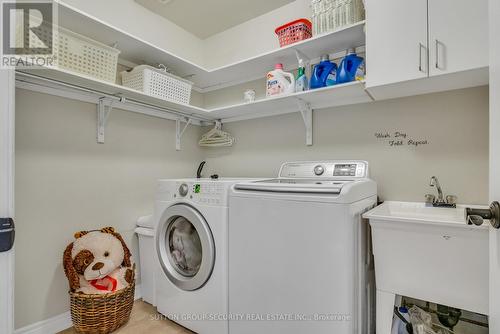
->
[446,195,457,205]
[425,194,436,204]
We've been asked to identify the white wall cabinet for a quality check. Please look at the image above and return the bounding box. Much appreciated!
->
[428,0,488,76]
[366,0,488,89]
[365,0,428,87]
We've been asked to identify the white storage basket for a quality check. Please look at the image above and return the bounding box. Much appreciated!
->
[121,65,193,105]
[16,20,120,83]
[311,0,365,35]
[54,28,120,83]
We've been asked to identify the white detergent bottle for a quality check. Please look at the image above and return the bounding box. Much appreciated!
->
[266,63,295,97]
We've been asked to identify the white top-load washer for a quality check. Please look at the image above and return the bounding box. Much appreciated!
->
[229,161,377,334]
[153,178,255,334]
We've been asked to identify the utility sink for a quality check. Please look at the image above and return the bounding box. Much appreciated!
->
[365,201,480,227]
[363,201,488,333]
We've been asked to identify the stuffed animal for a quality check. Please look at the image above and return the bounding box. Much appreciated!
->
[63,227,135,295]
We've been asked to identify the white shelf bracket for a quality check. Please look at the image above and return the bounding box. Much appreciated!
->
[296,99,313,146]
[97,97,114,144]
[176,117,192,151]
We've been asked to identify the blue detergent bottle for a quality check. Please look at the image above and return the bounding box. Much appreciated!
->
[336,48,365,84]
[310,55,337,89]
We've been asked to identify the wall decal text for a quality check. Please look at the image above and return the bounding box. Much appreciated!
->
[375,131,429,148]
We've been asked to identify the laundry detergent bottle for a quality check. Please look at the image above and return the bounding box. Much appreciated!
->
[295,59,309,92]
[336,48,365,84]
[266,63,295,97]
[310,55,337,89]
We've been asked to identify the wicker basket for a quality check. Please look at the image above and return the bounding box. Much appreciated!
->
[69,282,135,334]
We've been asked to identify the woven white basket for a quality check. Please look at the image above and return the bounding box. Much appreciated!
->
[121,65,193,105]
[311,0,365,35]
[16,20,120,83]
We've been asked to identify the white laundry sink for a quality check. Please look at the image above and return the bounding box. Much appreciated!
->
[367,201,469,225]
[363,201,488,333]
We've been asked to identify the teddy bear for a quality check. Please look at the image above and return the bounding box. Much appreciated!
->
[63,227,135,295]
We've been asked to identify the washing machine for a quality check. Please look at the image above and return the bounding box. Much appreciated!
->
[228,161,377,334]
[153,178,253,334]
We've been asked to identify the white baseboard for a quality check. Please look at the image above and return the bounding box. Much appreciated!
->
[135,283,143,300]
[14,312,72,334]
[14,284,142,334]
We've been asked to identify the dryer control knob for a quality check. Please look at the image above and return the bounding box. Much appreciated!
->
[314,165,325,176]
[179,183,189,197]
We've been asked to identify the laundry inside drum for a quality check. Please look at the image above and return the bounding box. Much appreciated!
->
[167,216,203,277]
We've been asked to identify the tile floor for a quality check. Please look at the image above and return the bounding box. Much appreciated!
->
[59,300,194,334]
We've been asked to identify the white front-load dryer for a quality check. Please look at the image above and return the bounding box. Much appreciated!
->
[153,178,252,334]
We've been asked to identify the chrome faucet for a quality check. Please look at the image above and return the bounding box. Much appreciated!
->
[426,176,457,208]
[429,176,445,203]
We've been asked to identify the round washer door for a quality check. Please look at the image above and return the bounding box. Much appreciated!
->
[156,204,215,291]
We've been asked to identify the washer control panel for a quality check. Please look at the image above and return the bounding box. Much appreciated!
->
[279,161,368,179]
[333,164,358,177]
[174,182,226,206]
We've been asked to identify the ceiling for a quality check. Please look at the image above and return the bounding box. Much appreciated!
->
[135,0,295,39]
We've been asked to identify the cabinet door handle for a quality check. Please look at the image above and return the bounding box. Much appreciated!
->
[419,43,426,73]
[435,39,443,70]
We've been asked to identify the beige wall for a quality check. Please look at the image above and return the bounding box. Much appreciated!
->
[14,89,203,329]
[203,87,489,204]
